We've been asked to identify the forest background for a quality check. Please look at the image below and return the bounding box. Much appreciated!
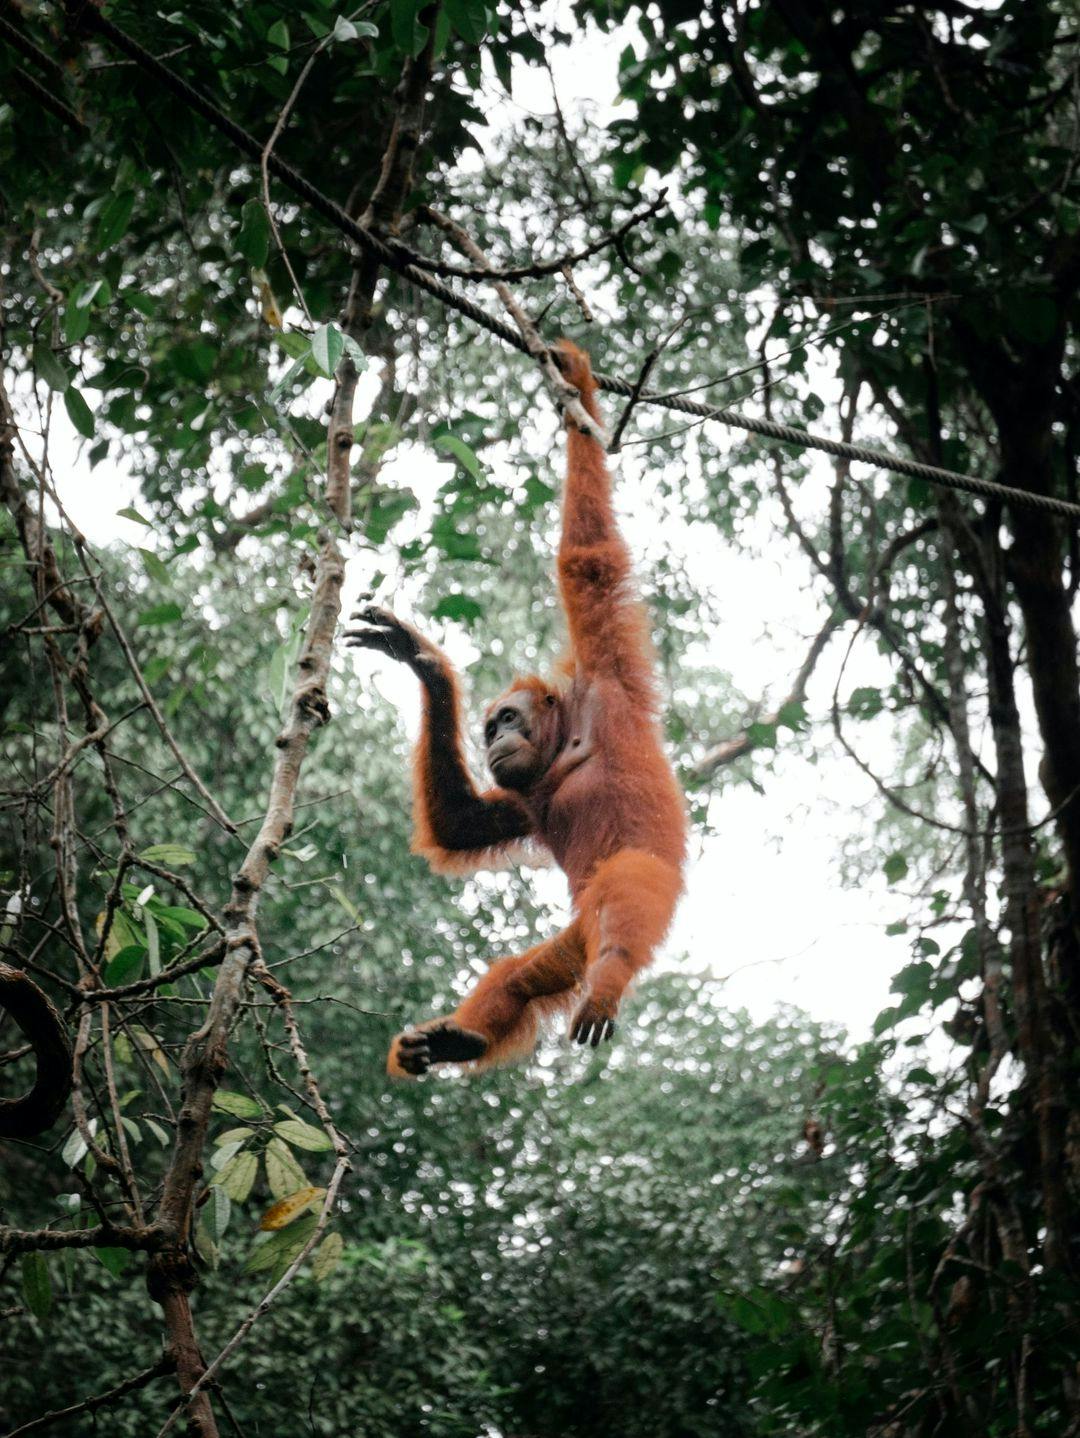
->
[2,2,1079,1436]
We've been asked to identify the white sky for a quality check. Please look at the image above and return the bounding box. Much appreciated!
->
[42,7,939,1044]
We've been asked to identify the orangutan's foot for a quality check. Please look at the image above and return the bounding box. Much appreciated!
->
[388,1021,488,1077]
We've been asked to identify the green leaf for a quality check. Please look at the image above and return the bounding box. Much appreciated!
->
[267,616,306,714]
[311,323,344,377]
[139,843,196,867]
[434,432,484,478]
[101,908,141,961]
[193,1219,220,1271]
[117,506,152,526]
[432,594,483,624]
[244,1212,318,1275]
[873,1004,903,1036]
[266,1137,308,1199]
[429,515,484,561]
[268,355,311,406]
[274,1118,333,1152]
[883,853,909,884]
[21,1253,52,1321]
[236,199,271,268]
[276,330,311,360]
[892,959,933,998]
[341,334,368,370]
[491,35,512,92]
[775,700,806,732]
[76,278,110,309]
[139,548,170,584]
[94,1246,133,1277]
[64,387,95,438]
[444,0,488,44]
[154,905,207,930]
[145,1118,170,1146]
[327,884,360,924]
[104,943,146,986]
[745,721,778,749]
[170,342,216,384]
[211,1139,247,1171]
[212,1090,262,1119]
[61,1126,90,1167]
[848,686,883,720]
[739,237,772,275]
[214,1126,255,1147]
[311,1231,344,1282]
[143,656,170,686]
[267,18,289,47]
[136,603,183,627]
[32,344,69,393]
[96,190,135,251]
[390,0,426,53]
[206,1187,232,1243]
[364,489,418,544]
[211,1150,259,1202]
[64,292,92,345]
[521,476,555,511]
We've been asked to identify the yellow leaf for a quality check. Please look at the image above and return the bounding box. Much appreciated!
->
[96,908,140,962]
[259,1185,324,1231]
[311,1231,343,1282]
[258,276,283,329]
[265,1137,308,1199]
[130,1026,170,1074]
[211,1150,259,1203]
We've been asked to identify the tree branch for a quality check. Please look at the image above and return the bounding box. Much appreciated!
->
[399,192,667,281]
[415,205,604,442]
[0,1358,171,1438]
[692,614,841,778]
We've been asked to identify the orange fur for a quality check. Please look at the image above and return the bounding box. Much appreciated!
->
[388,341,687,1077]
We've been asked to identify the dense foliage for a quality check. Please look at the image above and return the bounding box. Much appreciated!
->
[2,2,1079,1435]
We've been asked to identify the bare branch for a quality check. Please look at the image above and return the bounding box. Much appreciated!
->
[400,192,667,281]
[68,540,238,836]
[416,205,604,443]
[152,1147,350,1438]
[145,535,343,1434]
[0,1360,171,1438]
[608,347,660,455]
[153,965,350,1437]
[608,317,690,454]
[692,614,841,778]
[0,1222,163,1258]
